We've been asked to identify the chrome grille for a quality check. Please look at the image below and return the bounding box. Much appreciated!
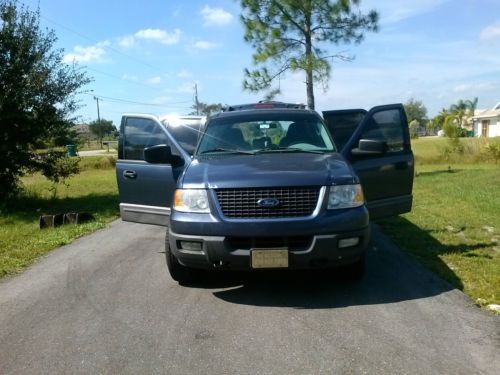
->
[215,187,320,219]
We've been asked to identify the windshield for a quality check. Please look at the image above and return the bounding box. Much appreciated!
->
[196,113,336,155]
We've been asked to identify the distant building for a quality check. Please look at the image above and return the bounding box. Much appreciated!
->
[472,103,500,137]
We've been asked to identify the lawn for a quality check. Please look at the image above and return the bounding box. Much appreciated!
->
[0,160,118,277]
[378,137,500,310]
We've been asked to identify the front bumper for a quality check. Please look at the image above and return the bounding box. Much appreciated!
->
[169,226,370,270]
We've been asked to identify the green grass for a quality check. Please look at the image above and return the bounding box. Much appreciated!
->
[378,162,500,309]
[411,136,500,165]
[78,155,117,171]
[0,168,118,277]
[76,139,118,152]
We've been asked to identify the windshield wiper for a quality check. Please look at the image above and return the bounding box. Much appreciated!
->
[256,147,326,154]
[199,148,255,155]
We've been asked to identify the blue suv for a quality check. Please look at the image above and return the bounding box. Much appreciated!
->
[117,103,414,283]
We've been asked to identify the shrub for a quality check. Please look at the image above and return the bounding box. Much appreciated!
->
[482,142,500,164]
[409,120,420,139]
[31,151,80,197]
[443,123,466,138]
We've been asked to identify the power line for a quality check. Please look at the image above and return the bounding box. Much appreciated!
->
[86,93,192,108]
[41,15,164,73]
[92,94,191,107]
[86,67,168,93]
[39,15,199,116]
[39,14,198,111]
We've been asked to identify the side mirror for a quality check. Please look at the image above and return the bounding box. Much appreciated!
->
[351,139,387,156]
[144,144,183,165]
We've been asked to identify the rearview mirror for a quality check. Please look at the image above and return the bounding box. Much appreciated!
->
[351,139,387,156]
[144,144,183,165]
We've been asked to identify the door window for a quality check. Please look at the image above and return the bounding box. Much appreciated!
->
[323,111,366,150]
[123,118,168,160]
[165,124,201,155]
[360,109,405,152]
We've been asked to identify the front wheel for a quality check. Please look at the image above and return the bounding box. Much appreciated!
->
[165,232,200,283]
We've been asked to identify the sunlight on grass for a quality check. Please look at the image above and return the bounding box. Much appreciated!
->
[378,163,500,307]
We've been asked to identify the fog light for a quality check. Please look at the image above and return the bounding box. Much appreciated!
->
[338,237,360,248]
[179,241,203,251]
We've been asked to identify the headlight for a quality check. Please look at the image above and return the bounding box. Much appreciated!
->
[327,184,364,210]
[174,189,210,213]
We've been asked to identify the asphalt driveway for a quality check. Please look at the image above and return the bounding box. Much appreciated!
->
[0,221,498,374]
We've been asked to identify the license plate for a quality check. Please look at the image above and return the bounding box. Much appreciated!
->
[251,248,289,269]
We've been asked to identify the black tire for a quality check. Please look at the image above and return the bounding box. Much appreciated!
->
[165,232,198,283]
[341,255,366,281]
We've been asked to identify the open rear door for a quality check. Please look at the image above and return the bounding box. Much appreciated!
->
[116,115,188,226]
[323,104,414,219]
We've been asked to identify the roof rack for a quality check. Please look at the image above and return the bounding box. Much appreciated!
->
[223,101,306,112]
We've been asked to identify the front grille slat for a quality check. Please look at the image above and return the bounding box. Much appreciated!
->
[215,187,320,219]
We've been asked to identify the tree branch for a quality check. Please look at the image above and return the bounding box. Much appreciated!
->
[271,0,306,35]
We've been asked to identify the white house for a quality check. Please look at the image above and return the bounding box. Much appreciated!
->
[473,102,500,137]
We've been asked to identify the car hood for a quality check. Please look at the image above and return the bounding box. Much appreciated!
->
[181,152,357,189]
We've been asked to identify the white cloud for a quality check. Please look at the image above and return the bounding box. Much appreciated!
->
[147,76,162,85]
[177,69,192,79]
[201,5,233,26]
[453,82,499,93]
[177,81,196,93]
[480,22,500,41]
[118,35,135,48]
[118,28,182,49]
[362,0,448,24]
[63,41,111,64]
[135,28,182,45]
[122,74,138,81]
[193,40,219,50]
[152,96,173,105]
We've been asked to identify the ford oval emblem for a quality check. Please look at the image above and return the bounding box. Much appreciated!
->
[257,198,280,208]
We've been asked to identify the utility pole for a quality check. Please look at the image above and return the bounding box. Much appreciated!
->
[194,83,200,115]
[93,96,102,149]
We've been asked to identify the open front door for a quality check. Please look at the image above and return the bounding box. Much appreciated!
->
[116,115,188,226]
[324,104,414,219]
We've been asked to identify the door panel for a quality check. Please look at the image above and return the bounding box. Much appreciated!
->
[327,104,414,219]
[347,153,413,219]
[117,116,187,226]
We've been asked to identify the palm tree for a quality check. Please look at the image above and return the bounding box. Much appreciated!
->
[448,97,478,129]
[464,97,478,130]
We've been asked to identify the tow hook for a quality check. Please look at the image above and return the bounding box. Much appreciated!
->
[212,260,226,268]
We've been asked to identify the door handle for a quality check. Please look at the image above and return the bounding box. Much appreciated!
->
[123,170,137,179]
[394,161,408,170]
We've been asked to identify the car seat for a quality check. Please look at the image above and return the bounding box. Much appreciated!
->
[223,128,250,150]
[279,122,304,147]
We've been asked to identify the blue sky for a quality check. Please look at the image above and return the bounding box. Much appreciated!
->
[23,0,500,126]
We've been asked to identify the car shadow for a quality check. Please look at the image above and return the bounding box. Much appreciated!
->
[182,223,467,309]
[414,168,462,177]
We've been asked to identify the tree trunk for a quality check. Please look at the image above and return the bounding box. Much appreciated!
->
[304,12,315,110]
[306,68,314,110]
